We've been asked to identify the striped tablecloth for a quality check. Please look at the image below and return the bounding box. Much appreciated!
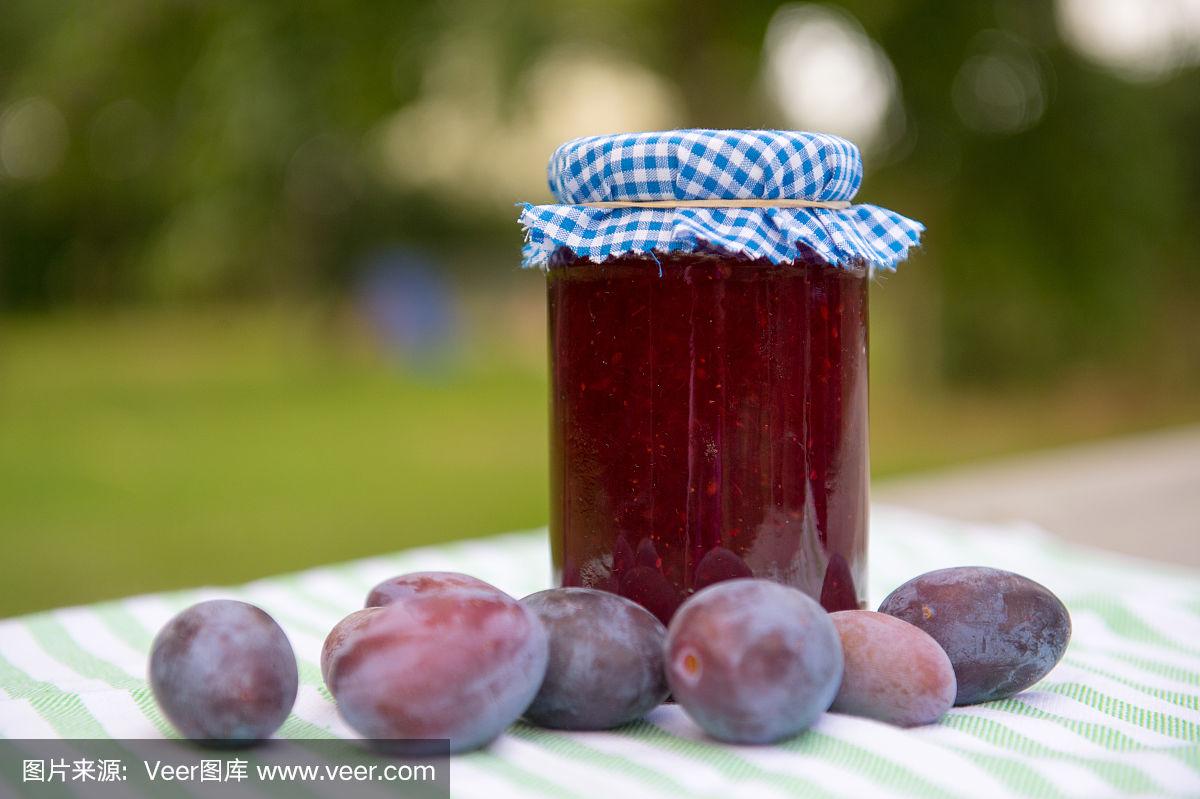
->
[2,506,1198,798]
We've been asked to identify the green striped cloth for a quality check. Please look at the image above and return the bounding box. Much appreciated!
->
[2,506,1198,798]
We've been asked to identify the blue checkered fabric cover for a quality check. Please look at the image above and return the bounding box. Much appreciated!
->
[518,129,924,270]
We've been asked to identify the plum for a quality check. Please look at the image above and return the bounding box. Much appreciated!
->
[664,579,843,744]
[321,607,383,688]
[149,599,297,744]
[365,571,504,607]
[521,588,668,730]
[331,588,548,754]
[878,566,1071,705]
[829,610,956,727]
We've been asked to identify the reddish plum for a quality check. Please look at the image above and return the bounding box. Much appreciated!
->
[365,571,504,607]
[331,589,548,754]
[829,610,955,727]
[321,607,383,688]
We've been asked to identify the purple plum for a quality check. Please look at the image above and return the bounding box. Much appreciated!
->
[521,588,668,730]
[331,588,548,754]
[878,566,1071,705]
[365,571,505,607]
[665,579,843,744]
[149,599,297,744]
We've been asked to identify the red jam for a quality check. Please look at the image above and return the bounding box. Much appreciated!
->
[548,251,869,624]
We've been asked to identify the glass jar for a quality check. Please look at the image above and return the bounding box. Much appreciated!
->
[521,128,923,625]
[547,249,869,624]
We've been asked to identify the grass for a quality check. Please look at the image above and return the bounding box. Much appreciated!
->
[1,301,1196,617]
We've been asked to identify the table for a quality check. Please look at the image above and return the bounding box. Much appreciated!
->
[2,506,1198,798]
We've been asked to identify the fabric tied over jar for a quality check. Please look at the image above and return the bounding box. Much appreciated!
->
[518,129,923,270]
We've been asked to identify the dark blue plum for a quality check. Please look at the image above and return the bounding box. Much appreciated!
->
[878,566,1071,705]
[149,599,297,744]
[665,579,843,744]
[521,588,668,730]
[365,571,505,608]
[331,588,548,754]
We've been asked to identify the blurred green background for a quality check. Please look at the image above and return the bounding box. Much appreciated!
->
[2,1,1198,616]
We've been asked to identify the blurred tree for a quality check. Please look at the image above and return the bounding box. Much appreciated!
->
[0,0,1196,389]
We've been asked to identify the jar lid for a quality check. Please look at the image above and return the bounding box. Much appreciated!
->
[518,129,922,270]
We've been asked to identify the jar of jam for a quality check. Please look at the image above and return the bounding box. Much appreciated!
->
[520,130,922,624]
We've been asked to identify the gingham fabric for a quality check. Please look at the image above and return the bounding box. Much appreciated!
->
[2,506,1198,799]
[518,130,924,269]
